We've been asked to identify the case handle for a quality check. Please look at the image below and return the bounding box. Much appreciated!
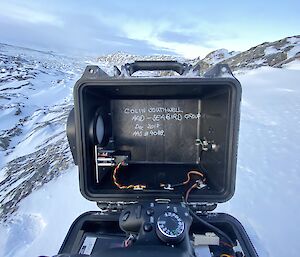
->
[121,61,192,76]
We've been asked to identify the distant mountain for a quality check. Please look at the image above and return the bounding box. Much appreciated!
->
[94,35,300,75]
[191,49,239,71]
[96,52,183,64]
[95,52,186,76]
[195,35,300,73]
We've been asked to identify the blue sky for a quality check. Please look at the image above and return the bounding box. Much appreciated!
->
[0,0,299,58]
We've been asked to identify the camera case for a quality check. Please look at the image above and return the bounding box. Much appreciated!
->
[61,61,258,257]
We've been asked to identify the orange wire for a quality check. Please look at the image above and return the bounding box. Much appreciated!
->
[160,170,206,189]
[221,241,234,248]
[182,170,206,185]
[184,170,207,202]
[114,166,205,191]
[113,162,146,189]
[185,183,198,202]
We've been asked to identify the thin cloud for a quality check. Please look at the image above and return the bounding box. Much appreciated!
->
[0,3,63,27]
[0,1,299,58]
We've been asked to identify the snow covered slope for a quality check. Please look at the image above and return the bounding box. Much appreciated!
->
[1,64,299,257]
[0,38,300,257]
[0,167,97,257]
[218,65,300,257]
[0,43,86,221]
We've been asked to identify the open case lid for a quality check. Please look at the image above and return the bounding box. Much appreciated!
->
[67,61,241,207]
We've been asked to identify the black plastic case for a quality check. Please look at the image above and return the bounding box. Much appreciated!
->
[59,212,258,256]
[63,61,258,256]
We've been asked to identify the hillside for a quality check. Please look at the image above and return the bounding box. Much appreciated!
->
[195,35,300,73]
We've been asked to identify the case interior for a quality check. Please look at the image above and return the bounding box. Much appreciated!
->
[74,78,240,203]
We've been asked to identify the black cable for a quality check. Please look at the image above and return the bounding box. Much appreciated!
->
[188,209,235,248]
[184,183,235,249]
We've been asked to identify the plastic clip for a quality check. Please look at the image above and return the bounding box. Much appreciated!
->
[161,184,174,190]
[196,180,207,189]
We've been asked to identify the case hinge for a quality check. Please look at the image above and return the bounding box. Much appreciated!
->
[97,201,138,213]
[97,201,217,213]
[188,202,218,212]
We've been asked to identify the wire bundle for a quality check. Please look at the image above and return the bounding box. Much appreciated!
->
[184,176,236,255]
[113,162,146,189]
[113,164,236,255]
[160,170,206,190]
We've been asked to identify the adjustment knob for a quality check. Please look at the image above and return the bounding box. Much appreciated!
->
[156,211,185,244]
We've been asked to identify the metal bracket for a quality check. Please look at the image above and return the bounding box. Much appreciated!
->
[196,139,218,152]
[203,64,233,78]
[94,146,130,183]
[81,65,109,79]
[196,180,207,189]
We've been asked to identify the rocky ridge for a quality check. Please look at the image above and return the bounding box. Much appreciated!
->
[195,35,300,73]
